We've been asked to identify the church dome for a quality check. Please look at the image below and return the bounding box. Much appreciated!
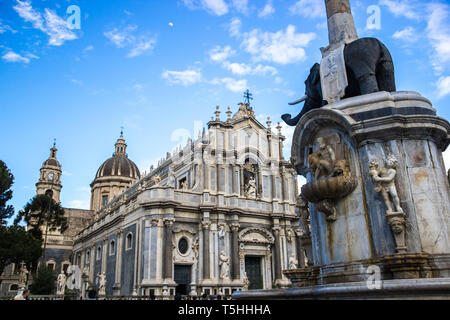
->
[93,131,140,180]
[95,156,140,179]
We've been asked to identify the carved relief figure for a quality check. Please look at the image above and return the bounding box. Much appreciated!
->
[369,155,407,253]
[57,272,67,295]
[243,272,249,290]
[219,251,230,280]
[151,175,161,186]
[369,155,403,213]
[297,194,311,236]
[301,136,357,222]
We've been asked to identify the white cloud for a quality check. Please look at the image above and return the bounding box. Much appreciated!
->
[209,45,235,62]
[241,25,316,64]
[68,199,90,210]
[392,26,418,42]
[183,0,229,16]
[13,0,77,46]
[231,0,248,14]
[436,76,450,99]
[258,1,275,18]
[104,25,138,48]
[0,21,17,34]
[223,62,278,76]
[162,69,202,86]
[2,51,30,63]
[426,3,450,74]
[127,36,157,58]
[13,0,45,31]
[82,45,94,53]
[104,25,156,58]
[289,0,326,18]
[229,17,242,37]
[211,77,247,92]
[379,0,421,20]
[43,8,77,46]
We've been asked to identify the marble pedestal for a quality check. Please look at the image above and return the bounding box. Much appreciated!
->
[234,91,450,299]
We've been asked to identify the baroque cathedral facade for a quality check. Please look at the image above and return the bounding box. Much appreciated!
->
[2,102,306,298]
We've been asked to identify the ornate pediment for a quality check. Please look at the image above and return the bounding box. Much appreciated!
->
[239,227,274,244]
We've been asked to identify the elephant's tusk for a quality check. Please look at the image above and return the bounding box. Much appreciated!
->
[288,95,308,105]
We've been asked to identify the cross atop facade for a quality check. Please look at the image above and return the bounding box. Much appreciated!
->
[243,89,253,106]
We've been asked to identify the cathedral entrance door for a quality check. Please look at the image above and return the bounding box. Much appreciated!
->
[174,264,191,296]
[245,256,263,289]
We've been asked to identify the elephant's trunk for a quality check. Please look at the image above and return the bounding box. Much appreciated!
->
[288,95,308,105]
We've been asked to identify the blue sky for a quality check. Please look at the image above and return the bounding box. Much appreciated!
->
[1,0,450,222]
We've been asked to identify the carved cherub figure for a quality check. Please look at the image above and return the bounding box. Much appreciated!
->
[389,216,405,234]
[297,194,311,236]
[289,256,298,270]
[369,154,403,213]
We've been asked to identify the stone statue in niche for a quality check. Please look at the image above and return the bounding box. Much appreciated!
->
[218,224,226,239]
[301,137,357,222]
[219,251,230,280]
[289,256,298,270]
[243,161,258,199]
[369,154,407,253]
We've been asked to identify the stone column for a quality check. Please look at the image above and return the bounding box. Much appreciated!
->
[89,244,95,283]
[231,223,240,280]
[101,237,108,274]
[113,229,123,295]
[272,227,282,283]
[163,218,175,280]
[202,220,211,280]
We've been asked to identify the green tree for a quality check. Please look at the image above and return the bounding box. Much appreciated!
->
[14,194,68,259]
[0,160,14,225]
[29,266,56,295]
[0,225,42,279]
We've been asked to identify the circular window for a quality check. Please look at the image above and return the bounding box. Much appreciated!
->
[178,237,189,254]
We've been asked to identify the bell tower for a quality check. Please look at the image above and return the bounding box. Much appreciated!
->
[36,141,62,203]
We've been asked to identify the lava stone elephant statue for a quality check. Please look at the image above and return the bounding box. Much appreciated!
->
[282,37,396,126]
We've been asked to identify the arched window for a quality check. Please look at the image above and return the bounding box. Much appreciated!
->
[126,233,133,250]
[9,284,19,292]
[62,262,70,274]
[110,240,116,255]
[46,260,56,271]
[96,246,102,260]
[86,250,91,264]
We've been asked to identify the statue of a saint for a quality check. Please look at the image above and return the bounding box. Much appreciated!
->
[97,273,106,295]
[289,256,298,270]
[369,154,403,213]
[219,251,230,280]
[218,224,226,239]
[57,272,67,295]
[18,263,28,288]
[245,176,257,199]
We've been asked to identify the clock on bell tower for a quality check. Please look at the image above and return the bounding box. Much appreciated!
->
[36,141,62,203]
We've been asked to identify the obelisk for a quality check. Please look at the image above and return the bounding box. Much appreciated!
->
[320,0,359,104]
[324,0,358,46]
